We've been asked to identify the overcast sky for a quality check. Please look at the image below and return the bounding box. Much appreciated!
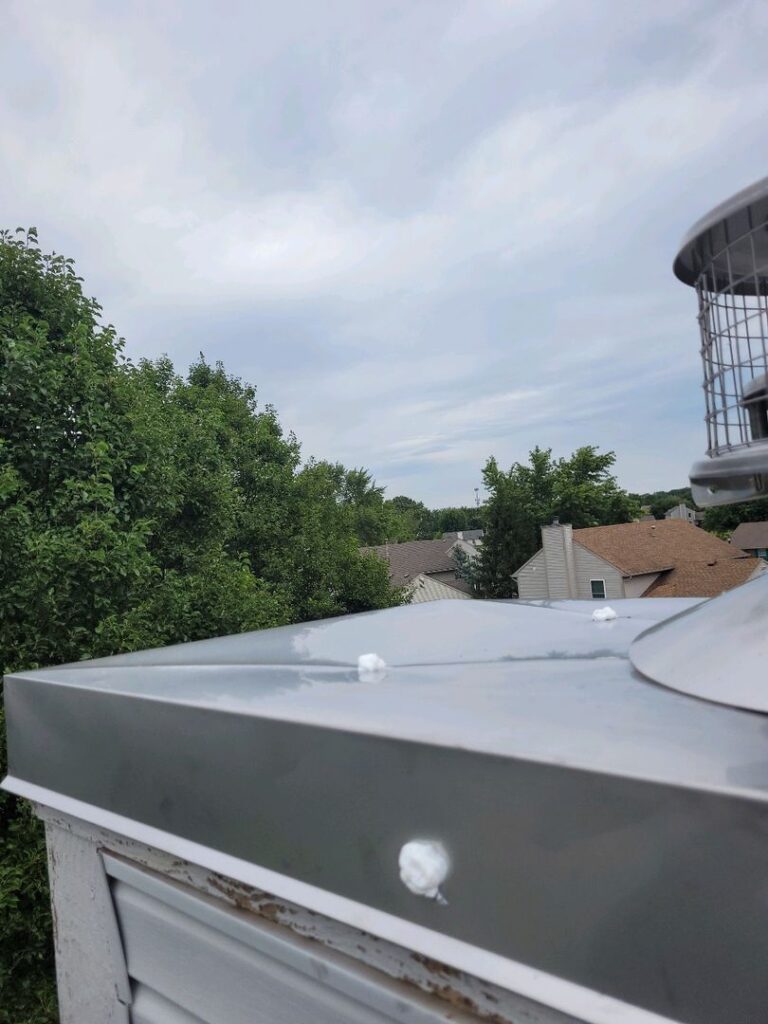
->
[3,1,768,506]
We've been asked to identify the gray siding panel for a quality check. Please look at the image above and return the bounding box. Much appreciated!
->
[572,546,624,600]
[515,550,549,599]
[131,986,207,1024]
[623,573,660,598]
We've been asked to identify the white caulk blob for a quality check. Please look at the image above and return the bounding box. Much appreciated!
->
[592,606,617,622]
[398,840,450,903]
[357,652,387,682]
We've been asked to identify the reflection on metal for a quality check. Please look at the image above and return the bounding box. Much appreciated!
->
[6,599,768,1023]
[674,176,768,504]
[630,571,768,713]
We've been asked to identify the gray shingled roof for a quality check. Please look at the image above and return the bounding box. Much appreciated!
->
[361,538,462,585]
[730,521,768,551]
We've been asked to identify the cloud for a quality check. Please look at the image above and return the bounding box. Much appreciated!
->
[2,0,768,505]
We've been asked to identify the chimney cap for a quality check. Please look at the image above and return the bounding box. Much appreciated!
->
[551,516,560,526]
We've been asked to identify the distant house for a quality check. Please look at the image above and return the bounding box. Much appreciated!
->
[513,519,765,600]
[442,529,484,546]
[362,537,477,603]
[664,503,704,526]
[730,522,768,560]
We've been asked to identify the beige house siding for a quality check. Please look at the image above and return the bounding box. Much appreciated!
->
[572,544,624,599]
[623,572,662,598]
[515,549,549,599]
[540,524,577,598]
[516,533,624,600]
[408,573,472,603]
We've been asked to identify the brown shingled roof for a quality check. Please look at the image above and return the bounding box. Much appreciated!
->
[361,538,461,586]
[643,557,763,597]
[730,521,768,551]
[574,519,748,575]
[573,519,763,598]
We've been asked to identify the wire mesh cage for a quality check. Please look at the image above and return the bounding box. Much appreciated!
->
[675,178,768,506]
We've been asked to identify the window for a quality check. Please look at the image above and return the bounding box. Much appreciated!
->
[590,578,606,599]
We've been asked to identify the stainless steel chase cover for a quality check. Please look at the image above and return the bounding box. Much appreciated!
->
[5,596,768,1024]
[630,571,768,713]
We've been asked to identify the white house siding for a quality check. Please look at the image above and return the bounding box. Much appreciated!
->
[572,544,624,599]
[623,572,661,598]
[514,549,549,599]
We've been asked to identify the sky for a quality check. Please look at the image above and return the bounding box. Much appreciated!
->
[3,0,768,507]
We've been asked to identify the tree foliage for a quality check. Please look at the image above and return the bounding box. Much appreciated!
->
[476,446,639,598]
[378,497,484,542]
[701,496,768,536]
[629,486,696,520]
[0,229,403,1021]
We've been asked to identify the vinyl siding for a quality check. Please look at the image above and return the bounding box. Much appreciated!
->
[572,544,624,599]
[541,525,577,598]
[623,572,661,598]
[408,574,473,603]
[515,549,549,599]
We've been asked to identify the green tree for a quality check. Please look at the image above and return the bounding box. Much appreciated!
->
[629,486,695,520]
[475,457,540,598]
[702,497,768,537]
[0,230,403,1022]
[452,544,480,592]
[431,505,484,536]
[382,495,432,541]
[475,446,638,598]
[335,466,391,546]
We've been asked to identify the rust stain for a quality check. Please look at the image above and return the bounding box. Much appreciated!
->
[429,987,509,1024]
[395,972,512,1024]
[206,875,288,925]
[255,901,282,923]
[411,951,460,979]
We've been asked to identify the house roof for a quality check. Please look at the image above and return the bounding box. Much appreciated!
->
[730,521,768,550]
[442,529,484,542]
[361,538,463,585]
[574,519,749,576]
[643,558,764,597]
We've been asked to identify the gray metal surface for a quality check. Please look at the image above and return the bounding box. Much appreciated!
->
[630,571,768,712]
[673,175,768,289]
[6,598,768,1023]
[689,448,768,506]
[673,175,768,501]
